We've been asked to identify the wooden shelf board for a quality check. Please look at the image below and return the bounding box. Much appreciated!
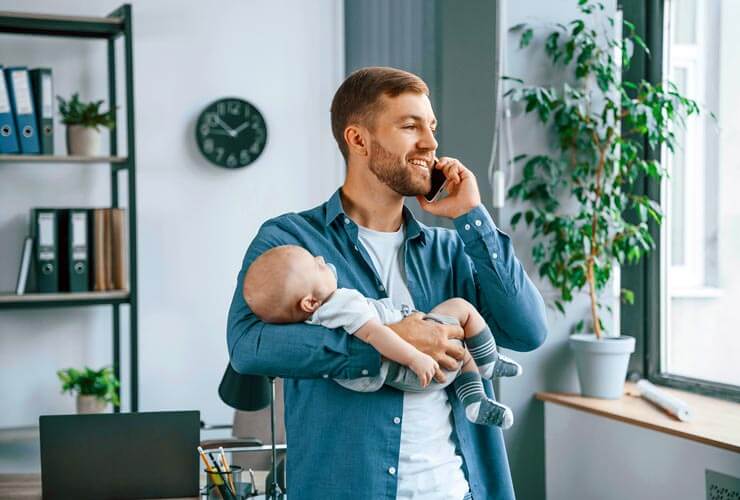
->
[0,155,127,164]
[0,11,122,24]
[0,291,129,308]
[536,382,740,453]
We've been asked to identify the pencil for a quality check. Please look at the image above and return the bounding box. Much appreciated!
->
[197,446,224,499]
[219,447,237,493]
[210,451,236,497]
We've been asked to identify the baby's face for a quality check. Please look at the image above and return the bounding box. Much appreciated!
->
[296,250,337,301]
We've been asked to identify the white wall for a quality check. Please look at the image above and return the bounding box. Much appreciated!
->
[544,403,740,500]
[0,0,344,440]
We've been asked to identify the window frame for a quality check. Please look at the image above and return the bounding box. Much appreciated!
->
[620,0,740,403]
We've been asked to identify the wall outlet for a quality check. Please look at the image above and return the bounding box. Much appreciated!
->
[707,469,740,500]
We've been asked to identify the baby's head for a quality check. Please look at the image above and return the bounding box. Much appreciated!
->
[243,245,337,323]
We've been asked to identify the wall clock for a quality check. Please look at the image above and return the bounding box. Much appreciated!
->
[195,97,267,168]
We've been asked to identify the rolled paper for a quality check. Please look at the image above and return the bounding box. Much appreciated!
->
[636,379,693,422]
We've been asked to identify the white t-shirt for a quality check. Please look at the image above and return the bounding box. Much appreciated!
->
[357,223,469,500]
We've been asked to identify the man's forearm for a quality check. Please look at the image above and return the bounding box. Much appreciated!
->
[354,319,420,367]
[228,309,381,379]
[453,205,549,352]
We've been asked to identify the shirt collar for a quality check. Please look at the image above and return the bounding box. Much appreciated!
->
[324,189,426,244]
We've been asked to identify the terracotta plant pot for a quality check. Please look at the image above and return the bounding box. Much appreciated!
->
[76,394,107,414]
[66,125,101,156]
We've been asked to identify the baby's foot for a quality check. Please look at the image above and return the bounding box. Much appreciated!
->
[465,398,514,429]
[479,354,523,379]
[491,354,523,378]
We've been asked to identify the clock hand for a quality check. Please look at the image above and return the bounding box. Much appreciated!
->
[232,121,250,135]
[213,115,237,136]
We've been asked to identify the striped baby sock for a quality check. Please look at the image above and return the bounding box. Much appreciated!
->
[467,326,523,379]
[453,371,514,429]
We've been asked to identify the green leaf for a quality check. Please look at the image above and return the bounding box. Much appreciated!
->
[510,212,523,227]
[555,300,566,314]
[520,28,534,49]
[525,210,535,225]
[621,288,635,305]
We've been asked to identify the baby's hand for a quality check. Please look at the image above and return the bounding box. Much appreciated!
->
[409,353,439,388]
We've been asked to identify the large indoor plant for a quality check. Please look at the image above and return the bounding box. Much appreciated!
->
[505,1,701,397]
[57,366,120,413]
[57,93,115,156]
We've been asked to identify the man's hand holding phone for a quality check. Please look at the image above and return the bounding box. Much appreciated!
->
[417,156,482,219]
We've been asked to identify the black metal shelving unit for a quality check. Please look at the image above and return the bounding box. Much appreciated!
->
[0,4,139,412]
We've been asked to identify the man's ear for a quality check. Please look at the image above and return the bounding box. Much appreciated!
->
[345,125,369,157]
[299,294,321,314]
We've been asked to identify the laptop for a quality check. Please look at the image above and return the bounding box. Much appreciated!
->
[39,410,199,500]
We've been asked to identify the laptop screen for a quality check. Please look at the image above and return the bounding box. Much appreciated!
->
[39,410,199,500]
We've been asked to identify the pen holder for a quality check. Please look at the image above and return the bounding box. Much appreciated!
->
[204,465,254,500]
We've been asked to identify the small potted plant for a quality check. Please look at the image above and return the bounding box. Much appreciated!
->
[505,1,703,397]
[57,93,115,156]
[57,366,120,414]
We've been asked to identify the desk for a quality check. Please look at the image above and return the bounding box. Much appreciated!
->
[0,471,270,500]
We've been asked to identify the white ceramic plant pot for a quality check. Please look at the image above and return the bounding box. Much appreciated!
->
[569,334,635,399]
[66,125,101,156]
[76,394,107,414]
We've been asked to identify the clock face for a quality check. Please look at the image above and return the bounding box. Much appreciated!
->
[195,98,267,168]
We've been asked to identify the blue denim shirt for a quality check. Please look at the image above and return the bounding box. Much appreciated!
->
[227,189,548,500]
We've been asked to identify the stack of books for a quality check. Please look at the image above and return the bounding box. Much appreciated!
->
[16,208,128,294]
[0,66,54,155]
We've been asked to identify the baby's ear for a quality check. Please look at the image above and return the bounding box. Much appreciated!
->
[299,295,321,314]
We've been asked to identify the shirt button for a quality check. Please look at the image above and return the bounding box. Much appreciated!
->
[388,467,396,475]
[378,285,385,292]
[361,369,369,376]
[322,374,329,379]
[492,252,498,259]
[344,217,350,224]
[475,219,482,227]
[464,223,471,230]
[393,417,401,424]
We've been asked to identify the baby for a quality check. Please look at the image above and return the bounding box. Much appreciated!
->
[243,245,522,429]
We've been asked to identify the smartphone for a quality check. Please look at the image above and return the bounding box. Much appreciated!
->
[424,160,448,202]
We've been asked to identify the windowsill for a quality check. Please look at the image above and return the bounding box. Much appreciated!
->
[536,382,740,453]
[669,286,724,299]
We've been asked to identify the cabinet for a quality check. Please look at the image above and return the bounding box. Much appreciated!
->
[0,5,139,411]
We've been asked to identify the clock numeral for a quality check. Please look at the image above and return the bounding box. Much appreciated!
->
[228,102,241,115]
[226,154,237,167]
[215,147,225,161]
[200,123,210,136]
[217,103,226,115]
[250,143,261,155]
[203,139,215,154]
[240,149,251,164]
[244,107,251,118]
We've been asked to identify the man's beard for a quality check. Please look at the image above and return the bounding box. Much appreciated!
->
[368,140,430,196]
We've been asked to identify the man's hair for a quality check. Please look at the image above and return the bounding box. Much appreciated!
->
[330,66,429,161]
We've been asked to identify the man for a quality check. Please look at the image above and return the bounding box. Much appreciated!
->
[227,66,548,499]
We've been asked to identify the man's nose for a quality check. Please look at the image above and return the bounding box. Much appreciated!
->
[418,127,438,151]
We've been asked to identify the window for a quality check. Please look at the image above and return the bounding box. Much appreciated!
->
[660,0,740,393]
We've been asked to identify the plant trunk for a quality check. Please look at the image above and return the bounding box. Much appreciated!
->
[586,258,602,339]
